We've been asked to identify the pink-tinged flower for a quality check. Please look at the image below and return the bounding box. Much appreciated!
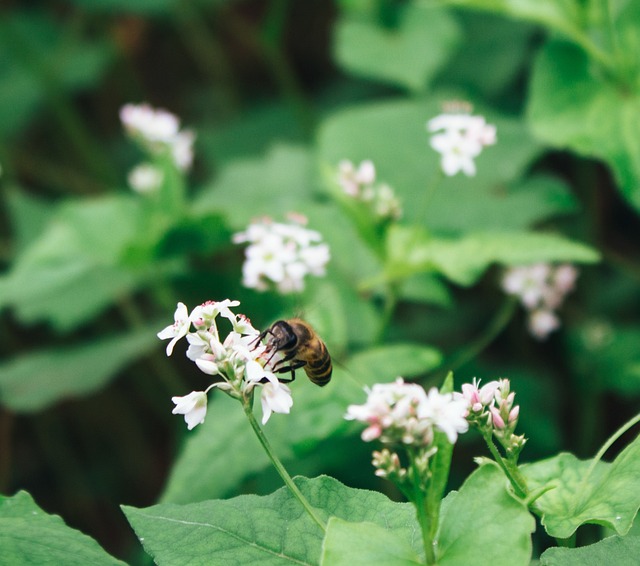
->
[455,378,500,414]
[157,302,190,356]
[554,264,579,294]
[489,406,505,430]
[260,382,293,424]
[172,391,208,430]
[337,159,376,196]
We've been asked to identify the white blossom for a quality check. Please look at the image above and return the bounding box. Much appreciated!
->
[502,263,578,340]
[127,163,164,194]
[157,302,190,356]
[172,391,208,430]
[158,299,295,429]
[336,159,402,221]
[233,216,330,294]
[120,102,195,171]
[260,382,293,424]
[427,110,496,177]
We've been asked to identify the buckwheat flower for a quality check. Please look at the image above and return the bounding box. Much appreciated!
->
[454,378,500,415]
[128,163,164,194]
[260,381,293,424]
[336,160,402,221]
[233,216,330,294]
[337,159,376,196]
[418,387,469,444]
[157,302,190,356]
[427,109,496,177]
[120,102,196,171]
[172,391,208,430]
[528,309,560,340]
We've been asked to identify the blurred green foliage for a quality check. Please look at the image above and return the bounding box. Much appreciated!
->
[0,0,639,563]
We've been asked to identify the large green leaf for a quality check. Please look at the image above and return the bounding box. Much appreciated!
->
[334,3,460,93]
[194,144,316,229]
[316,97,551,233]
[321,517,423,565]
[161,343,441,503]
[436,464,534,565]
[0,326,160,412]
[541,535,640,566]
[522,431,640,539]
[0,195,180,330]
[0,491,125,566]
[126,476,421,566]
[527,39,640,210]
[384,226,599,286]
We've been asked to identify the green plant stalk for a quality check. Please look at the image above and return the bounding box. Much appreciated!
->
[583,412,640,482]
[481,430,528,499]
[241,396,327,533]
[408,449,437,565]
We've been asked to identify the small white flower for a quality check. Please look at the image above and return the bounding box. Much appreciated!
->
[128,163,164,194]
[260,382,293,424]
[172,391,208,430]
[157,302,190,356]
[427,110,496,177]
[233,217,330,294]
[120,102,196,171]
[418,388,469,444]
[528,309,560,340]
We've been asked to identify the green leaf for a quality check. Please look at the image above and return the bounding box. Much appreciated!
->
[442,0,583,39]
[0,326,160,411]
[384,226,599,286]
[4,186,53,255]
[540,535,640,566]
[0,194,180,330]
[334,3,460,93]
[317,97,547,234]
[0,491,125,565]
[161,343,441,503]
[194,144,315,228]
[522,431,640,539]
[321,517,422,566]
[126,476,421,566]
[436,464,534,565]
[527,40,640,210]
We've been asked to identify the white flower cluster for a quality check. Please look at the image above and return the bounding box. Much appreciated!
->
[346,378,469,447]
[427,109,496,177]
[455,378,525,454]
[120,103,195,193]
[232,215,330,294]
[336,160,402,221]
[157,300,293,428]
[502,263,578,340]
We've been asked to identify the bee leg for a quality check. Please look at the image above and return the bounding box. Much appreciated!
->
[273,360,307,384]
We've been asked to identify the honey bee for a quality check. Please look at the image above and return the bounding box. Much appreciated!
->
[256,318,332,386]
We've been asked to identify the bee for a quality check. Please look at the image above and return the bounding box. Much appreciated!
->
[255,318,332,386]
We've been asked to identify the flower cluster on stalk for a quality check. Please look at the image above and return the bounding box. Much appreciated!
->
[157,300,293,429]
[502,263,578,340]
[232,214,330,294]
[455,378,525,456]
[345,379,468,481]
[427,104,496,177]
[120,103,196,193]
[336,159,402,222]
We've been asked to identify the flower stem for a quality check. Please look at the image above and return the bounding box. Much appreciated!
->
[482,431,528,499]
[242,397,327,533]
[409,450,436,565]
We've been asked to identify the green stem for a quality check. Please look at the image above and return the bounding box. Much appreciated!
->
[242,396,327,533]
[583,412,640,482]
[409,451,436,565]
[442,297,517,376]
[482,431,527,499]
